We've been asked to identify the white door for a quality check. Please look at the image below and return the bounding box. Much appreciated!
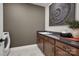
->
[0,3,3,56]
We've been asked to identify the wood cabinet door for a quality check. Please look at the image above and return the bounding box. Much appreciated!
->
[39,37,43,52]
[55,47,72,56]
[44,39,54,56]
[56,41,79,55]
[37,34,44,52]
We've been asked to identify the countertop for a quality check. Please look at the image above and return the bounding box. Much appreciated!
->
[38,31,79,49]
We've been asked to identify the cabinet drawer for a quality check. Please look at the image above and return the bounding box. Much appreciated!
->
[48,38,54,45]
[40,35,48,40]
[39,35,44,38]
[65,45,79,55]
[56,41,79,55]
[56,41,66,49]
[56,47,72,56]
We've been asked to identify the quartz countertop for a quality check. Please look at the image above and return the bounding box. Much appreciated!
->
[38,31,79,49]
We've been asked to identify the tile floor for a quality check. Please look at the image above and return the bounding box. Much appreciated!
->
[8,44,44,56]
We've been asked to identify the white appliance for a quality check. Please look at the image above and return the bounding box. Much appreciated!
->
[0,32,11,56]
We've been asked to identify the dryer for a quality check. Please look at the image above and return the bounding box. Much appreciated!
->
[1,32,11,56]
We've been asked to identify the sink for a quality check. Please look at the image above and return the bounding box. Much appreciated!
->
[39,32,53,35]
[39,32,60,40]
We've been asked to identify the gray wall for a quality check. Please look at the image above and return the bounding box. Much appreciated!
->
[3,3,45,47]
[0,3,3,39]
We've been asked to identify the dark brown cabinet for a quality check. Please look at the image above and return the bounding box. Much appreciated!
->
[56,41,79,55]
[44,39,54,56]
[37,34,44,52]
[37,32,79,56]
[55,47,71,56]
[37,33,54,56]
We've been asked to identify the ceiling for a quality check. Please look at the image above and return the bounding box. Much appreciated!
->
[32,3,50,7]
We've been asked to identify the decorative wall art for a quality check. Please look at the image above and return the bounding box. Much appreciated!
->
[49,3,75,26]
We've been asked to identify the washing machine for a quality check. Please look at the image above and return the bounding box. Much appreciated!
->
[0,32,11,56]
